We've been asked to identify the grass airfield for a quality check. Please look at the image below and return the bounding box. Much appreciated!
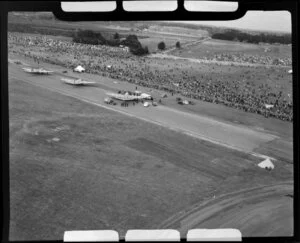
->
[7,15,293,240]
[9,63,293,240]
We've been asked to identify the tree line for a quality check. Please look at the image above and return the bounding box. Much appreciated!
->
[212,29,291,44]
[73,29,149,56]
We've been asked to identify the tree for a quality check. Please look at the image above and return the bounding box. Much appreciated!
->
[129,45,149,56]
[176,41,181,49]
[121,35,141,49]
[144,46,149,54]
[158,41,166,50]
[114,32,120,39]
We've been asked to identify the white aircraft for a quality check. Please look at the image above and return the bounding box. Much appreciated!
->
[106,92,153,101]
[61,78,96,86]
[106,92,141,101]
[22,67,54,75]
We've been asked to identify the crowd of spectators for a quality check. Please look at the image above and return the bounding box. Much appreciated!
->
[8,32,293,122]
[204,53,292,66]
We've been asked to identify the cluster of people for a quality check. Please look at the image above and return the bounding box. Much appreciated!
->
[179,80,292,121]
[204,53,292,66]
[8,32,293,122]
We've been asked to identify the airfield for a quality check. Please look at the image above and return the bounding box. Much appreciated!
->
[7,13,294,240]
[9,55,293,240]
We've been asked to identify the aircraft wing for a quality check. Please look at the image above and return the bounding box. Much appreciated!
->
[22,67,34,73]
[39,70,54,74]
[106,92,138,101]
[61,78,77,85]
[23,67,53,74]
[61,78,95,86]
[79,81,96,85]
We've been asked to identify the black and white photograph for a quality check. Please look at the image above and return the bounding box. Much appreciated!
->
[6,2,294,241]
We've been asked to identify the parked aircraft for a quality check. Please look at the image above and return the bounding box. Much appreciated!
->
[106,92,141,101]
[22,67,54,75]
[106,92,152,101]
[61,78,96,86]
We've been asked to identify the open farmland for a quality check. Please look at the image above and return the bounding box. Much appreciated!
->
[169,38,292,63]
[139,35,196,52]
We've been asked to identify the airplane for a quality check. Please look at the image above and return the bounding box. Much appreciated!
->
[106,92,153,101]
[61,78,96,86]
[106,92,141,101]
[22,67,54,75]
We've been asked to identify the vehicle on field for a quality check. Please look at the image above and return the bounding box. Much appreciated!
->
[104,97,114,104]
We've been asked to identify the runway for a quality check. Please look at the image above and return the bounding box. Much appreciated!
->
[9,64,278,159]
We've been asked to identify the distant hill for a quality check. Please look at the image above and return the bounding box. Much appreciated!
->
[8,12,291,45]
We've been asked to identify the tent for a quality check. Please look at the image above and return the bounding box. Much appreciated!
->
[288,69,293,74]
[161,93,168,98]
[143,102,150,107]
[183,100,189,105]
[265,104,274,109]
[74,65,85,73]
[258,158,274,170]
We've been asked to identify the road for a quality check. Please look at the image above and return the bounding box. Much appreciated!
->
[9,64,279,160]
[162,37,211,54]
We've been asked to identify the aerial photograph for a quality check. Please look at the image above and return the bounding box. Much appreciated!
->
[8,10,293,240]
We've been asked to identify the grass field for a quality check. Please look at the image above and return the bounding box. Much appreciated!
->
[139,36,195,52]
[9,79,293,240]
[8,13,294,240]
[169,39,292,59]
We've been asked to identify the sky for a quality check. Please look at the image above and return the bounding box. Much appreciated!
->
[180,11,291,33]
[61,1,291,33]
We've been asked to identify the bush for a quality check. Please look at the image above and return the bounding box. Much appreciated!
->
[114,32,120,39]
[176,41,181,48]
[106,39,121,46]
[73,29,107,45]
[158,41,166,50]
[121,35,142,49]
[130,46,149,56]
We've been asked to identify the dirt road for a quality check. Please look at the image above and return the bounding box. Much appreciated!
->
[162,37,211,54]
[159,182,293,237]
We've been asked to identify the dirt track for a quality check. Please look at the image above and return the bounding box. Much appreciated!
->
[159,182,293,237]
